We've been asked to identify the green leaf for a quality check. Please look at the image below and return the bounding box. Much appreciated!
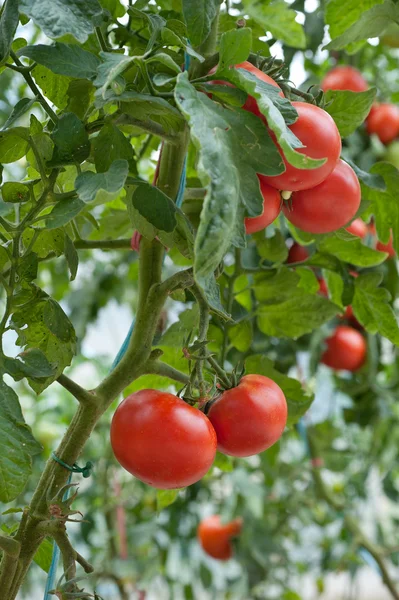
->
[147,52,181,74]
[325,0,384,41]
[4,348,56,381]
[45,197,86,229]
[317,234,388,267]
[156,488,182,511]
[2,98,37,130]
[33,538,53,573]
[128,7,166,52]
[64,234,78,281]
[18,43,101,80]
[94,51,137,98]
[352,273,399,345]
[0,128,29,164]
[213,452,234,472]
[75,160,129,203]
[219,28,252,69]
[182,0,219,47]
[11,291,77,393]
[93,123,134,173]
[175,73,283,286]
[325,1,399,50]
[243,0,306,49]
[17,252,38,282]
[160,306,199,347]
[0,0,19,66]
[228,320,252,352]
[255,230,289,263]
[19,0,103,42]
[324,88,377,137]
[254,269,340,338]
[1,182,30,203]
[0,380,42,503]
[114,91,185,136]
[100,0,125,18]
[49,113,90,166]
[202,274,231,320]
[245,355,314,426]
[22,229,65,257]
[32,64,70,109]
[65,79,94,120]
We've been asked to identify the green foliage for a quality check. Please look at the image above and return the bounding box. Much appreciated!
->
[182,0,219,47]
[18,43,101,80]
[0,0,19,66]
[324,88,377,137]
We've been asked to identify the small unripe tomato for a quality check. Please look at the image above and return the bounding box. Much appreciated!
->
[321,66,368,93]
[321,326,366,372]
[346,218,368,238]
[207,374,287,457]
[286,242,309,264]
[366,103,399,145]
[244,177,281,234]
[110,390,217,489]
[198,515,243,560]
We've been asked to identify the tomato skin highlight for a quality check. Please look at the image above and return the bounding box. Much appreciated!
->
[346,218,368,239]
[198,515,243,560]
[321,326,366,372]
[286,242,309,264]
[283,159,361,234]
[245,178,281,234]
[207,374,287,457]
[110,390,217,489]
[366,103,399,144]
[321,66,368,92]
[262,102,341,192]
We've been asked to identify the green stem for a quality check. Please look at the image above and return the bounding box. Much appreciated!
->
[145,360,190,384]
[206,355,231,389]
[221,248,242,364]
[74,238,132,250]
[96,26,110,52]
[191,284,210,395]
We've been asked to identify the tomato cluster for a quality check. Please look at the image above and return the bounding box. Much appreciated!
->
[111,375,287,489]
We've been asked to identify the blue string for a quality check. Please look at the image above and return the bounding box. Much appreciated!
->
[44,52,190,599]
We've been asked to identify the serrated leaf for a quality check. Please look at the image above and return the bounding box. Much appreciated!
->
[318,234,388,267]
[1,182,30,203]
[245,355,314,426]
[64,234,78,281]
[2,98,37,130]
[175,73,283,287]
[33,538,53,573]
[0,0,19,66]
[0,128,29,164]
[324,88,376,137]
[352,273,399,345]
[254,269,340,338]
[18,43,101,80]
[219,28,252,69]
[19,0,103,43]
[93,123,133,173]
[45,197,86,229]
[49,113,90,166]
[75,159,129,203]
[0,380,42,502]
[182,0,219,47]
[243,0,306,49]
[3,348,56,380]
[156,488,182,511]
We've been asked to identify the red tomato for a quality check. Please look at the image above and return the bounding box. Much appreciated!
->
[262,102,341,192]
[245,178,281,234]
[318,278,328,296]
[209,61,283,116]
[283,160,361,234]
[346,218,368,238]
[321,326,366,372]
[321,66,368,93]
[110,390,217,489]
[366,103,399,144]
[286,242,309,264]
[198,515,243,560]
[370,224,396,258]
[207,374,287,457]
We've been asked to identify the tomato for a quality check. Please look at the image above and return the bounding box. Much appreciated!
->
[318,278,328,296]
[370,224,396,258]
[346,218,368,238]
[198,515,243,560]
[321,326,366,372]
[209,61,283,116]
[207,374,287,457]
[283,159,361,234]
[366,103,399,144]
[245,178,281,234]
[321,66,368,93]
[262,102,341,192]
[110,390,217,489]
[286,242,309,264]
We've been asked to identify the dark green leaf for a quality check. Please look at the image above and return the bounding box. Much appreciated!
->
[128,7,166,52]
[18,43,101,80]
[94,51,136,98]
[64,234,78,281]
[0,128,29,164]
[19,0,103,42]
[324,88,377,137]
[2,98,37,130]
[246,355,314,426]
[17,252,38,282]
[45,197,86,229]
[318,234,388,267]
[75,159,129,203]
[1,182,30,203]
[93,123,134,173]
[49,113,90,166]
[255,230,289,263]
[182,0,219,47]
[243,0,306,49]
[219,28,252,69]
[32,64,70,108]
[0,0,19,66]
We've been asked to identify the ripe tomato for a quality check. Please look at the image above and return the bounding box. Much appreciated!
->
[321,326,366,372]
[286,242,309,264]
[262,102,341,192]
[207,374,287,457]
[283,159,361,234]
[366,103,399,144]
[209,61,283,116]
[198,515,243,560]
[370,224,396,258]
[110,390,217,489]
[321,66,368,93]
[318,278,328,296]
[245,178,281,234]
[346,218,368,238]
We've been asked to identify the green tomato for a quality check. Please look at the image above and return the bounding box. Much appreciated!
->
[384,140,399,169]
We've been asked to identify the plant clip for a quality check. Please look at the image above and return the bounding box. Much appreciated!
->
[51,453,94,479]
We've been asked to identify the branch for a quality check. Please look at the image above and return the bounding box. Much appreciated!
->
[0,534,20,559]
[57,374,98,407]
[158,268,194,295]
[145,359,190,384]
[115,114,180,143]
[74,238,132,250]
